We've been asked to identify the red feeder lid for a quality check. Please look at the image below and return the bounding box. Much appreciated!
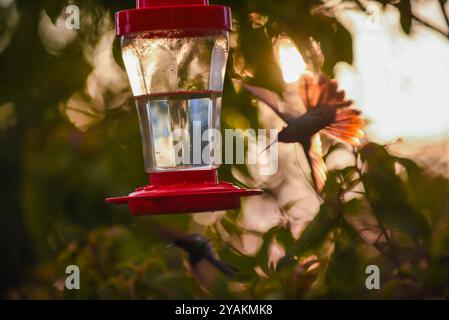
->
[116,0,232,36]
[106,169,262,215]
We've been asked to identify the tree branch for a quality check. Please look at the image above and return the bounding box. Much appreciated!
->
[410,9,449,39]
[353,0,449,39]
[438,0,449,30]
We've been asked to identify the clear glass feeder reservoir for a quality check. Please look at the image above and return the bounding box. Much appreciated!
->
[121,29,228,171]
[106,0,262,215]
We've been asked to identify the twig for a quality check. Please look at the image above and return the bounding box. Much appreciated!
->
[410,9,449,38]
[353,0,449,39]
[376,217,394,250]
[66,106,102,118]
[349,148,401,266]
[343,216,401,267]
[438,0,449,29]
[373,230,384,245]
[358,225,381,232]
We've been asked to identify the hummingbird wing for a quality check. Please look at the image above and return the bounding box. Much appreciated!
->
[299,74,364,146]
[322,108,365,145]
[187,242,238,277]
[202,241,238,276]
[204,256,239,277]
[239,81,298,123]
[299,74,353,111]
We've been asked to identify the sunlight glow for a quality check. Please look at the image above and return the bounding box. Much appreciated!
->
[335,2,449,144]
[276,38,306,83]
[122,48,146,96]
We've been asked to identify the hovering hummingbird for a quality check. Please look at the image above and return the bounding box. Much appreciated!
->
[173,233,238,276]
[158,226,238,278]
[241,73,365,191]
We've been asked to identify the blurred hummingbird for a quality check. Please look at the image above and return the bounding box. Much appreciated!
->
[158,227,238,277]
[240,73,364,192]
[173,233,238,276]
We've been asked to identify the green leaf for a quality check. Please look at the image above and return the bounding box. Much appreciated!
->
[233,4,284,94]
[42,0,66,23]
[396,0,412,34]
[361,144,431,242]
[220,216,243,238]
[275,227,297,270]
[325,238,363,297]
[343,198,364,216]
[295,205,335,256]
[255,227,279,274]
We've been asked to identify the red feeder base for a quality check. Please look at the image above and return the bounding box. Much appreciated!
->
[106,169,262,215]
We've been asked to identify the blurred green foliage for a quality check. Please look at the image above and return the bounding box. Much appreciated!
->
[1,0,449,299]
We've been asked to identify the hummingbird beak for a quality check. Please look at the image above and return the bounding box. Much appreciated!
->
[258,136,278,156]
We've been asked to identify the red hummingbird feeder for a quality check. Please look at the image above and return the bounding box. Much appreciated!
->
[106,0,262,215]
